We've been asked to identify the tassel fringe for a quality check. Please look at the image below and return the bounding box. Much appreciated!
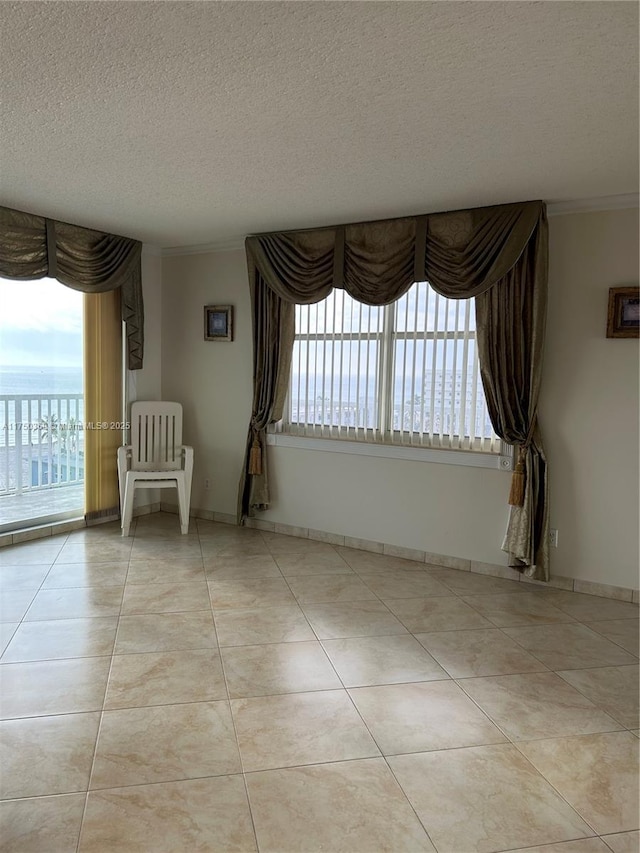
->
[249,436,262,476]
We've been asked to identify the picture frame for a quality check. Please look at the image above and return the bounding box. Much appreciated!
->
[204,305,233,341]
[606,287,639,339]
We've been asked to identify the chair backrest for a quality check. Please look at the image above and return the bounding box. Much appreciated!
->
[130,402,184,471]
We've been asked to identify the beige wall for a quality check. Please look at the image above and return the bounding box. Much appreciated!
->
[160,208,639,588]
[162,251,253,516]
[128,248,163,509]
[540,208,639,588]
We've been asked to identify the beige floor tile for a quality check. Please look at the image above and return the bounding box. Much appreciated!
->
[557,666,639,729]
[337,548,425,573]
[126,557,205,584]
[42,562,129,588]
[246,758,436,853]
[461,592,574,627]
[131,518,197,538]
[0,589,36,622]
[262,534,336,556]
[214,604,315,646]
[90,700,241,789]
[428,567,525,595]
[231,689,379,771]
[208,577,297,610]
[0,712,99,798]
[0,793,86,853]
[499,841,610,853]
[0,564,50,591]
[274,551,353,576]
[115,611,218,653]
[56,541,133,564]
[0,543,61,566]
[79,776,257,852]
[203,540,273,559]
[538,591,640,622]
[67,522,128,541]
[322,634,448,687]
[128,539,202,560]
[350,680,506,754]
[301,600,409,639]
[286,574,377,604]
[203,554,282,580]
[121,580,210,614]
[518,731,640,834]
[601,831,640,853]
[388,744,593,853]
[585,619,640,656]
[104,648,227,708]
[359,571,452,600]
[0,656,110,719]
[415,628,548,678]
[0,622,17,654]
[503,623,638,670]
[221,641,341,698]
[1,617,118,662]
[24,586,123,620]
[461,672,623,741]
[386,596,493,632]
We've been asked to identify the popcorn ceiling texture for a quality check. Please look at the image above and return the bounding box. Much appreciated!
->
[0,1,637,247]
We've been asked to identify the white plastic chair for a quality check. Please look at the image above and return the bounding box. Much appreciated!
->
[117,402,194,537]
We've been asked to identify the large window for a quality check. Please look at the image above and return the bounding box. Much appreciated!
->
[284,282,500,453]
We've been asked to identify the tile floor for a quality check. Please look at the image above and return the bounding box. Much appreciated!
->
[0,512,638,853]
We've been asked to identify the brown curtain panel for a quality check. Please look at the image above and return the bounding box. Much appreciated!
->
[239,200,549,579]
[0,205,144,369]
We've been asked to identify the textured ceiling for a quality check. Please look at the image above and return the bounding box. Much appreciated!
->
[0,1,637,248]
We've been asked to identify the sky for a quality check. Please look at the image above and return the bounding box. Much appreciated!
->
[0,278,83,367]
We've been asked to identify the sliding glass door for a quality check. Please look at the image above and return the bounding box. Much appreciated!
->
[0,277,84,531]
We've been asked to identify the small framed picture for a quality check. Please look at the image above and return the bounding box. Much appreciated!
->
[607,287,639,339]
[204,305,233,341]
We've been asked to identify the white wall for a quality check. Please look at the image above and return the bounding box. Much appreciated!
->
[160,208,639,588]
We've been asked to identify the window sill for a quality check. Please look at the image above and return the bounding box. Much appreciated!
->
[267,433,513,470]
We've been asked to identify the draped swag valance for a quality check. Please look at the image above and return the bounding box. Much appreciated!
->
[240,199,550,581]
[0,205,144,369]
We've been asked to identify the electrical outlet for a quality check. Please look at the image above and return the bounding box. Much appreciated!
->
[204,478,211,490]
[549,528,559,548]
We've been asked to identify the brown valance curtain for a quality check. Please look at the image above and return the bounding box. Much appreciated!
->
[239,199,549,581]
[0,205,144,369]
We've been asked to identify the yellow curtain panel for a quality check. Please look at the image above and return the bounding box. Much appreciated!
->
[83,290,123,522]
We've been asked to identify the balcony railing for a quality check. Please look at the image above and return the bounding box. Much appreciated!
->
[0,394,85,496]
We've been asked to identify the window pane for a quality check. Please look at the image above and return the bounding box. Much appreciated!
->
[291,339,379,429]
[392,339,492,438]
[395,282,477,333]
[0,278,84,530]
[288,282,496,450]
[295,291,383,335]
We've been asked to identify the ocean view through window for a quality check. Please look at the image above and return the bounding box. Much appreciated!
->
[284,283,500,453]
[0,278,84,530]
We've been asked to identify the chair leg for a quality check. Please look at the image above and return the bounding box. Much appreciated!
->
[121,478,135,537]
[176,478,189,534]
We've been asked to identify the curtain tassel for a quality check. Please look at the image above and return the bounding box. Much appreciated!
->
[508,446,527,507]
[249,435,263,476]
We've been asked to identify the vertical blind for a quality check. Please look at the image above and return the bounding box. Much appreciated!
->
[285,282,499,452]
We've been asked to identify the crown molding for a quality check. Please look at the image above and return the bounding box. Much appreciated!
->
[158,194,638,257]
[546,193,639,216]
[162,239,244,257]
[141,244,163,256]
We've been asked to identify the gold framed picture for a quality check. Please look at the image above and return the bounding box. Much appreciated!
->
[204,305,233,341]
[607,287,639,339]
